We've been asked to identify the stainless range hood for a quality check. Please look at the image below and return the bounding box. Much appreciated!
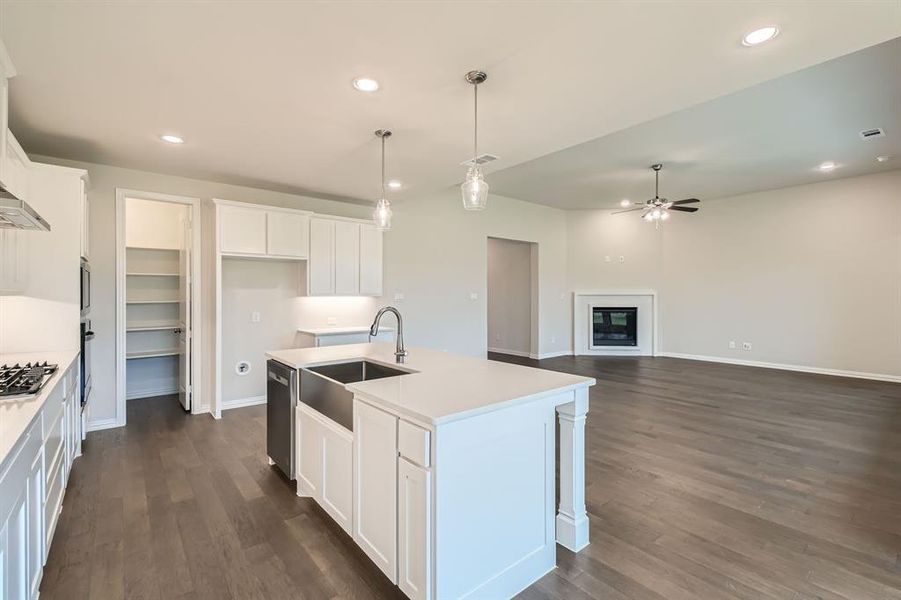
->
[0,188,50,231]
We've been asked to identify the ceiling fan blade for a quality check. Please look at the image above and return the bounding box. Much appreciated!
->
[671,198,700,205]
[610,206,646,214]
[669,206,699,213]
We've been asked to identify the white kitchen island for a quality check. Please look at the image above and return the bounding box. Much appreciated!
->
[266,342,594,600]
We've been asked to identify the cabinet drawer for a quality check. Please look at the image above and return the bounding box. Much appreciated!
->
[43,405,64,485]
[398,421,430,468]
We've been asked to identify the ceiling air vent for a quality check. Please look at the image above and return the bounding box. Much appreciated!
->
[859,127,885,139]
[460,154,499,167]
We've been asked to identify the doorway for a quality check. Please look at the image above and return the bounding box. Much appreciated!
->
[115,189,202,427]
[487,237,539,358]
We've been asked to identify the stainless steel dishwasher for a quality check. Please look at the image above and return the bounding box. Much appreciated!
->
[267,360,297,479]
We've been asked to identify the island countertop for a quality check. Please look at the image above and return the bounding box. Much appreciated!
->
[266,342,594,426]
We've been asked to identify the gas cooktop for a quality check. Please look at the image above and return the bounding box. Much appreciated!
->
[0,362,59,399]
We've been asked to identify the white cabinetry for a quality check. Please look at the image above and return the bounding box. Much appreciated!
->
[398,458,431,600]
[218,203,311,259]
[0,130,30,202]
[266,211,309,258]
[0,358,81,600]
[0,228,27,294]
[79,178,89,260]
[334,220,360,295]
[359,224,383,296]
[219,204,267,255]
[296,404,353,534]
[353,400,398,582]
[308,217,335,295]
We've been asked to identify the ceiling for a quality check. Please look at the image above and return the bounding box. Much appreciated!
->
[490,36,901,209]
[1,1,899,204]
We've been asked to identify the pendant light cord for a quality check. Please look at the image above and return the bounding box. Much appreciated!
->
[473,83,479,160]
[655,168,659,199]
[381,134,386,197]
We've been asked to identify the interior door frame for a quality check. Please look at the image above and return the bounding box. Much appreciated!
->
[115,188,204,427]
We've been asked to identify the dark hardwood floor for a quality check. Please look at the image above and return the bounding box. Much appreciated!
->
[41,356,901,599]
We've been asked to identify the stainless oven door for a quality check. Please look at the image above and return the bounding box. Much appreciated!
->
[80,318,93,407]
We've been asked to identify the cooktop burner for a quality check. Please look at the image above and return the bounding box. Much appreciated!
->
[0,362,59,399]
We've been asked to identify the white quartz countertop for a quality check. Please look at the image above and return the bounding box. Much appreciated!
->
[297,326,391,336]
[0,349,79,469]
[266,343,594,426]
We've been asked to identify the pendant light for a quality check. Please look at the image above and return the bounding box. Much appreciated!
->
[373,129,393,230]
[461,70,489,211]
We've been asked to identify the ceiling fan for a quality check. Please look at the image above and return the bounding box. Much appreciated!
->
[612,164,700,226]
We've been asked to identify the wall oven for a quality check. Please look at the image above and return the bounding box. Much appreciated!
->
[80,318,93,408]
[80,257,91,316]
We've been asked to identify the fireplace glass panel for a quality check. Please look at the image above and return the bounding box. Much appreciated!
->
[592,307,637,347]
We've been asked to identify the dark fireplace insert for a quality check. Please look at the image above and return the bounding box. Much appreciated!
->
[592,307,637,347]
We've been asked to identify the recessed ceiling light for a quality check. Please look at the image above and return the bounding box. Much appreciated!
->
[353,77,379,92]
[160,134,184,144]
[817,161,837,172]
[620,199,631,207]
[742,26,779,46]
[387,180,402,189]
[876,155,892,163]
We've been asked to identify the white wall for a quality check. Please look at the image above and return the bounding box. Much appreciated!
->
[567,169,901,378]
[0,163,83,354]
[487,237,534,356]
[383,189,571,359]
[125,197,186,250]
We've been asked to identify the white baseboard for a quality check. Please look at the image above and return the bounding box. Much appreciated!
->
[222,395,267,410]
[534,350,574,359]
[658,352,901,384]
[126,386,178,400]
[488,347,532,358]
[86,417,120,432]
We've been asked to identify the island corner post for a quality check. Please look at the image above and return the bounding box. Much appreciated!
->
[555,385,590,551]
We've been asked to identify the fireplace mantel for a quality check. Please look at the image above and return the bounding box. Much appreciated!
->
[572,291,657,356]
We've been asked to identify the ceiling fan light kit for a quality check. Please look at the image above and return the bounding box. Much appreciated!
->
[612,163,700,228]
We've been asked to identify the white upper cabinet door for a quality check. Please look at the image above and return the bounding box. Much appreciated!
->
[1,130,30,202]
[334,221,360,296]
[359,224,383,296]
[80,179,89,260]
[0,228,27,295]
[266,211,309,258]
[353,400,398,583]
[308,218,335,295]
[219,205,267,255]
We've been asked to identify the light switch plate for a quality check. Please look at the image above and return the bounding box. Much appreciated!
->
[251,311,261,323]
[470,292,479,300]
[394,292,405,301]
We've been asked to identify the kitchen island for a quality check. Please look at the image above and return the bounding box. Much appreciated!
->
[266,342,594,599]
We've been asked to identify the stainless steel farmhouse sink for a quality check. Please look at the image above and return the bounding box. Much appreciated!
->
[300,360,410,431]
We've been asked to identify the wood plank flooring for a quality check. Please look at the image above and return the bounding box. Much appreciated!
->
[41,356,901,599]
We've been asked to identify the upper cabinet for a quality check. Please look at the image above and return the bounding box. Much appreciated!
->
[0,227,27,294]
[218,203,311,259]
[80,177,89,260]
[1,129,30,201]
[215,200,383,298]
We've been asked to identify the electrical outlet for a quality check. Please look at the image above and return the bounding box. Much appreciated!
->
[251,311,261,323]
[495,333,501,341]
[619,255,625,263]
[742,342,752,351]
[728,340,736,349]
[393,292,405,301]
[551,335,556,344]
[327,317,337,325]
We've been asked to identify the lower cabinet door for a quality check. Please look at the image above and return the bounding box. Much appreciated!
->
[319,422,353,535]
[398,458,431,600]
[26,450,43,598]
[353,400,398,582]
[2,486,28,600]
[296,407,321,498]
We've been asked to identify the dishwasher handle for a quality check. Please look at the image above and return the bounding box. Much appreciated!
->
[268,370,290,386]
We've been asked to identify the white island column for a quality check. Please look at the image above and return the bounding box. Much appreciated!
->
[556,386,590,551]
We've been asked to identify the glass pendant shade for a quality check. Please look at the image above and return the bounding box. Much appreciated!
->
[461,166,489,211]
[373,197,392,230]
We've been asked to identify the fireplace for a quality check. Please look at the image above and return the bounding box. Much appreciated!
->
[591,307,638,347]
